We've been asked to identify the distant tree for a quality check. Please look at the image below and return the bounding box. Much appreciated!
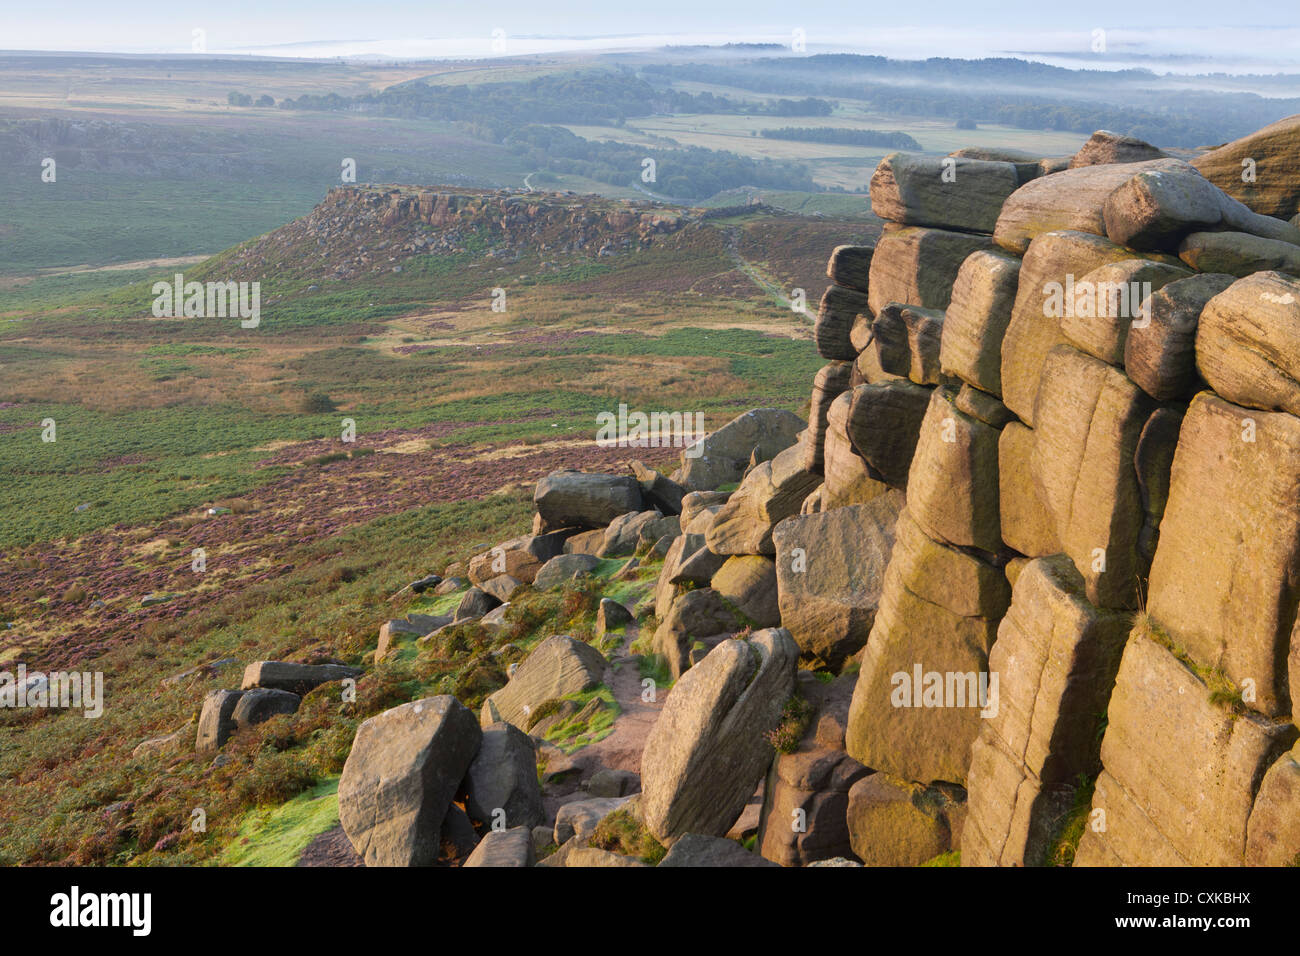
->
[255,94,275,108]
[955,117,977,130]
[227,91,252,107]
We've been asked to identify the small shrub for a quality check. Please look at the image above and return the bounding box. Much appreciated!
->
[765,693,813,754]
[588,808,666,865]
[299,392,337,413]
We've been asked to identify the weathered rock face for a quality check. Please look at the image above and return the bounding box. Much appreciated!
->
[658,833,779,867]
[1246,742,1300,866]
[759,747,871,866]
[598,509,665,558]
[1124,272,1236,401]
[821,394,891,507]
[998,422,1060,558]
[652,587,742,680]
[1195,271,1300,417]
[1058,259,1192,366]
[464,721,544,831]
[1069,130,1169,168]
[1192,113,1300,219]
[534,471,642,528]
[1031,346,1158,608]
[1075,634,1297,866]
[230,688,300,731]
[905,387,1003,554]
[705,444,821,555]
[804,361,854,473]
[482,635,607,730]
[940,249,1021,395]
[710,555,780,628]
[816,284,871,361]
[993,159,1184,256]
[871,304,945,385]
[845,511,1005,786]
[677,408,805,492]
[338,696,482,867]
[962,556,1130,867]
[641,629,798,844]
[1145,393,1300,717]
[196,689,244,755]
[867,224,994,316]
[1000,229,1136,424]
[870,152,1020,234]
[771,491,905,669]
[843,380,932,488]
[631,460,686,515]
[532,553,600,590]
[826,244,873,292]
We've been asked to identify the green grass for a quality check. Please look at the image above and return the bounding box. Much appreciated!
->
[920,850,961,867]
[221,777,342,867]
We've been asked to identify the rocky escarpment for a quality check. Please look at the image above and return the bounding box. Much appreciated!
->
[196,118,1300,868]
[214,185,694,282]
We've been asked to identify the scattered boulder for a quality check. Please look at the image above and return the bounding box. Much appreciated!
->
[641,629,799,844]
[710,555,781,628]
[553,796,632,845]
[652,587,742,680]
[480,574,523,604]
[658,833,779,867]
[588,768,640,798]
[846,774,957,866]
[462,827,535,867]
[1178,230,1300,277]
[196,690,244,755]
[532,553,600,590]
[595,597,633,636]
[758,746,871,866]
[230,688,300,731]
[454,586,500,622]
[338,696,482,867]
[464,721,544,831]
[240,661,361,696]
[482,635,607,730]
[630,460,687,515]
[1195,271,1300,416]
[705,444,822,555]
[677,408,805,492]
[534,470,642,528]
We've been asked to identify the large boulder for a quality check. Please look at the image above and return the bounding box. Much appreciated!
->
[869,152,1020,234]
[641,629,799,844]
[230,688,300,731]
[598,509,665,558]
[534,471,642,529]
[846,774,957,866]
[630,460,686,515]
[677,408,805,492]
[482,635,607,730]
[1074,634,1297,866]
[468,529,574,586]
[1102,163,1300,252]
[940,249,1021,395]
[1192,113,1300,219]
[1145,392,1300,717]
[867,224,994,316]
[658,833,779,867]
[1196,271,1300,417]
[993,158,1184,255]
[1069,130,1168,168]
[196,689,244,755]
[338,696,482,867]
[961,556,1130,867]
[771,490,905,669]
[464,721,544,831]
[704,444,821,555]
[1124,272,1236,401]
[871,304,945,385]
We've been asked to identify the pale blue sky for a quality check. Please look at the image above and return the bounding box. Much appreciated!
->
[5,1,1300,69]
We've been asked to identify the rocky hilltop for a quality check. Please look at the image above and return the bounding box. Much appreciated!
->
[214,185,699,282]
[192,119,1300,867]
